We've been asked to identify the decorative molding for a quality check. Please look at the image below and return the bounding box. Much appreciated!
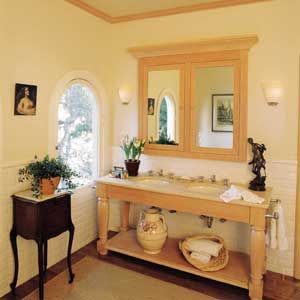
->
[65,0,273,24]
[65,0,112,22]
[128,35,258,58]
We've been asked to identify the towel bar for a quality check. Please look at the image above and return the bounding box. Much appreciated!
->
[265,212,279,220]
[270,198,281,204]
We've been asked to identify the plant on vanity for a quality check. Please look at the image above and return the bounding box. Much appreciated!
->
[18,155,78,197]
[121,135,146,176]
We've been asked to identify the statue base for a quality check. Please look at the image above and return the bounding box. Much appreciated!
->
[248,176,266,192]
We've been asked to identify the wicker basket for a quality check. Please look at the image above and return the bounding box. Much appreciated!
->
[179,235,229,272]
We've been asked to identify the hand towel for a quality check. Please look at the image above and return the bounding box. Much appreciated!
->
[266,203,288,251]
[240,190,264,204]
[219,185,242,203]
[185,239,223,257]
[220,185,264,204]
[190,251,211,264]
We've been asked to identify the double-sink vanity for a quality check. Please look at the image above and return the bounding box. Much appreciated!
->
[97,34,271,300]
[96,173,271,300]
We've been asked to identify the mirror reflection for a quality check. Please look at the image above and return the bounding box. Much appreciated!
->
[147,69,179,145]
[195,66,234,149]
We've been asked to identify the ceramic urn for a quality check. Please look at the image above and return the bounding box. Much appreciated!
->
[136,207,168,254]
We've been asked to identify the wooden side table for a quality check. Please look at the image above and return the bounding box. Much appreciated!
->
[10,190,75,300]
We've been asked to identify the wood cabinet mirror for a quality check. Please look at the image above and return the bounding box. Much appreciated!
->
[130,35,258,161]
[146,66,182,146]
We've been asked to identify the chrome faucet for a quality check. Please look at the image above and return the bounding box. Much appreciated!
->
[167,172,175,179]
[209,174,216,183]
[197,176,204,182]
[148,170,154,176]
[223,178,230,187]
[157,169,164,176]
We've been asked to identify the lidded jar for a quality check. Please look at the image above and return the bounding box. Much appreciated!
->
[136,207,168,254]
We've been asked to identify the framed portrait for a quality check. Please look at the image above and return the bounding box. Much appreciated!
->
[14,83,37,116]
[212,94,233,132]
[147,98,155,115]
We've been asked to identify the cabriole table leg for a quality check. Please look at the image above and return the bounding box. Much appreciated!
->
[9,229,18,294]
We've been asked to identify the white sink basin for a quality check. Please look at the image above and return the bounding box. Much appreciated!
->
[133,177,170,185]
[187,184,226,195]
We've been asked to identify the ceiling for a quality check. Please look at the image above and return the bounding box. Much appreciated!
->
[65,0,271,23]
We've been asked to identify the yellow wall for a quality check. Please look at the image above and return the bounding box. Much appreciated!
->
[0,0,299,289]
[0,0,113,165]
[110,0,300,161]
[0,0,113,296]
[107,0,299,277]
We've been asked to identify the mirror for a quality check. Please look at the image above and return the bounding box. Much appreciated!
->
[194,65,234,149]
[132,35,257,161]
[147,69,180,145]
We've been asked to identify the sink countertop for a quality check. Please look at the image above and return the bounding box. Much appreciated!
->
[97,175,272,209]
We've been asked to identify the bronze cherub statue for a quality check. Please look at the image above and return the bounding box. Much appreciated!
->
[248,138,266,191]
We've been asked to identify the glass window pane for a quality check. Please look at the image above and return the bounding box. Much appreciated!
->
[57,83,97,186]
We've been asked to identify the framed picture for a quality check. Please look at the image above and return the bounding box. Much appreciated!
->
[14,83,37,116]
[147,98,155,115]
[212,94,233,132]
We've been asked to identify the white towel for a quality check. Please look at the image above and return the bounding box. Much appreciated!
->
[266,203,288,251]
[185,239,223,257]
[220,185,264,204]
[220,185,242,202]
[266,218,277,249]
[190,251,211,264]
[240,190,264,204]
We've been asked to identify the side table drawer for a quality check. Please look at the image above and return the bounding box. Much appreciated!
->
[15,200,38,239]
[41,194,70,238]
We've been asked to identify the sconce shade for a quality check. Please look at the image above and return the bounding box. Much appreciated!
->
[261,81,283,106]
[118,85,132,105]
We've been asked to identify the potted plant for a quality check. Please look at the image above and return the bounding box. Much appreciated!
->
[121,135,146,176]
[18,155,78,197]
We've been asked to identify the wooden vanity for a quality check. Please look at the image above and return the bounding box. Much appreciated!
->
[96,176,271,300]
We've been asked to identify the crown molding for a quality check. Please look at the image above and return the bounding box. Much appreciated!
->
[65,0,113,23]
[65,0,273,24]
[128,35,258,58]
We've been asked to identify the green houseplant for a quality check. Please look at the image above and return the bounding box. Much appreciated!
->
[18,155,78,197]
[121,135,146,176]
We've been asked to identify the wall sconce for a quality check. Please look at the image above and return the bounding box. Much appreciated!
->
[118,85,132,105]
[261,81,283,106]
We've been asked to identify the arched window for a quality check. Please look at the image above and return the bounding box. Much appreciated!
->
[57,81,98,186]
[158,95,176,141]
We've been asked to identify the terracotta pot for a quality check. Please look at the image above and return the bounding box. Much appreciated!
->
[40,176,61,195]
[125,160,140,176]
[137,208,168,254]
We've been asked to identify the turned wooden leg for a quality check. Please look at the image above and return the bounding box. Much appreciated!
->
[120,201,130,231]
[97,197,109,255]
[249,226,265,300]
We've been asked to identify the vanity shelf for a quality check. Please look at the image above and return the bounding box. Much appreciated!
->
[106,229,250,289]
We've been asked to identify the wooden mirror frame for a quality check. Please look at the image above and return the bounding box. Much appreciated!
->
[139,62,186,154]
[130,35,258,161]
